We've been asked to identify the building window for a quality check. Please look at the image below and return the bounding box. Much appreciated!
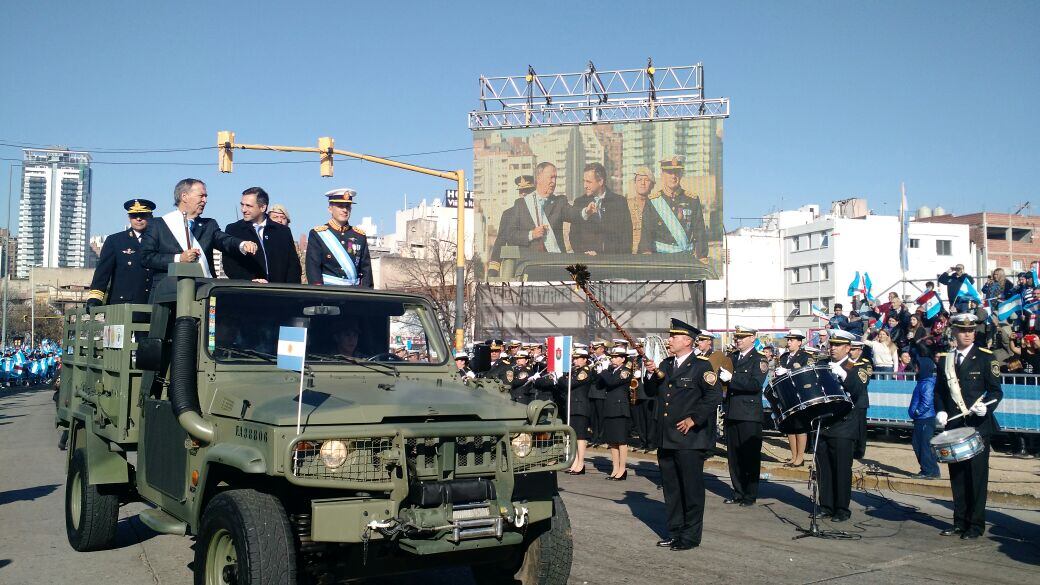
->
[1013,260,1023,272]
[821,264,830,281]
[936,239,952,256]
[909,238,919,248]
[788,301,802,316]
[820,233,830,248]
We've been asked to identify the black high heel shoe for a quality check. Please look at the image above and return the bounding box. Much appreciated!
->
[565,467,586,475]
[608,470,628,481]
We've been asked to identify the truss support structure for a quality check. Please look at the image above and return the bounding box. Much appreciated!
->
[469,60,729,129]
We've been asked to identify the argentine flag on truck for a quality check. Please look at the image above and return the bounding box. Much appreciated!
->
[277,326,308,372]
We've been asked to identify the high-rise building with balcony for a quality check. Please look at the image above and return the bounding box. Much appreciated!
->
[16,148,92,278]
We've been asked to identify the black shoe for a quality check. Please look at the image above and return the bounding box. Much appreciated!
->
[831,513,850,523]
[723,498,744,505]
[670,541,698,551]
[940,527,965,537]
[817,510,833,519]
[961,531,981,540]
[656,538,675,548]
[610,470,628,481]
[565,467,586,475]
[739,499,756,507]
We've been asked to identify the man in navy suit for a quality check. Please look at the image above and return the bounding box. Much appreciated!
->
[141,178,258,283]
[223,187,302,283]
[570,162,633,255]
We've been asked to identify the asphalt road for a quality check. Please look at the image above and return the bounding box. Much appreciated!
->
[2,385,1037,584]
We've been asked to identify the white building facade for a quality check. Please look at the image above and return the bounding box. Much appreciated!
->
[17,148,92,277]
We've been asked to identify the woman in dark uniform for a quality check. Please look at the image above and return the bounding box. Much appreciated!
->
[559,349,596,475]
[599,346,633,480]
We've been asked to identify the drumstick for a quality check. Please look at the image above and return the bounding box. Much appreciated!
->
[947,398,998,423]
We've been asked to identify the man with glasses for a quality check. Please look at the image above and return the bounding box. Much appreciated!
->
[306,188,372,287]
[87,199,158,306]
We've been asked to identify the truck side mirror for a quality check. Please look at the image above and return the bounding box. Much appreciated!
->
[136,337,164,371]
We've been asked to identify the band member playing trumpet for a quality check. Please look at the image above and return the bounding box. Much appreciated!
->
[935,313,1003,539]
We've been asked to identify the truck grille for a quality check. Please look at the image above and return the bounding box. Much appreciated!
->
[514,431,570,473]
[291,438,394,482]
[405,435,501,479]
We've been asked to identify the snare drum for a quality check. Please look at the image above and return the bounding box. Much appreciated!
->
[930,427,984,464]
[767,365,853,433]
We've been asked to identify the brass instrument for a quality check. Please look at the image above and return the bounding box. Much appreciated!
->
[567,264,644,404]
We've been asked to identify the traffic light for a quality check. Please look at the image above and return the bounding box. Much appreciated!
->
[318,136,334,177]
[217,130,235,173]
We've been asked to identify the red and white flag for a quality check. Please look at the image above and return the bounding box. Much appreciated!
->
[545,336,572,377]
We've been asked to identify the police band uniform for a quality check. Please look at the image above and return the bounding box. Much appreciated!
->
[597,346,633,444]
[643,318,723,550]
[775,329,812,433]
[817,330,869,522]
[851,339,872,460]
[508,351,555,404]
[557,350,596,441]
[723,326,768,506]
[305,189,373,288]
[87,199,156,306]
[632,345,659,453]
[934,313,1003,539]
[481,340,513,385]
[588,340,609,444]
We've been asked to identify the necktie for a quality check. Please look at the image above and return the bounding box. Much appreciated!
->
[956,352,963,367]
[255,225,268,274]
[188,219,195,232]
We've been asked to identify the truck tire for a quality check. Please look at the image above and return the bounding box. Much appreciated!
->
[65,449,119,551]
[194,490,296,585]
[472,495,573,585]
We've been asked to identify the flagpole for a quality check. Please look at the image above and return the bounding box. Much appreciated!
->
[900,182,907,302]
[295,329,308,436]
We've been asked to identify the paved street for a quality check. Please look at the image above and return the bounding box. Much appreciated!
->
[2,385,1037,584]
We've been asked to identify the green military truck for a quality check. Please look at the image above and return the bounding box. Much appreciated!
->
[55,264,575,585]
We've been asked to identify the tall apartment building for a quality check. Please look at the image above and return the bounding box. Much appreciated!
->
[16,148,92,278]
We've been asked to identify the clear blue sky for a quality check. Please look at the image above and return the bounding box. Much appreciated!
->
[2,1,1037,237]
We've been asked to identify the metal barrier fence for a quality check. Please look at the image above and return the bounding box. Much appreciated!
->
[867,372,1040,434]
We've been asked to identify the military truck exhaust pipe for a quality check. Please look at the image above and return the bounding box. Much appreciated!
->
[172,270,214,443]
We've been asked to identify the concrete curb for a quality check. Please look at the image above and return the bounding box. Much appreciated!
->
[585,446,1039,508]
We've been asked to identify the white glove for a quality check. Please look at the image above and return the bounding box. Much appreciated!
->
[528,371,542,382]
[971,402,988,417]
[936,411,948,426]
[829,362,847,381]
[465,371,476,380]
[718,368,732,382]
[774,367,789,376]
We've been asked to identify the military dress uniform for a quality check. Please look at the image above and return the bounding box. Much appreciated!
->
[852,343,873,460]
[724,327,768,505]
[598,347,633,445]
[934,314,1003,539]
[776,342,812,434]
[87,199,156,306]
[644,319,723,550]
[637,157,708,257]
[632,351,658,452]
[558,357,596,441]
[588,341,609,444]
[817,331,869,522]
[305,189,373,287]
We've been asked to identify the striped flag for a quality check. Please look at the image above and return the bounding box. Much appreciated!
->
[277,326,308,372]
[954,279,982,305]
[915,290,942,320]
[546,336,572,377]
[997,294,1024,321]
[810,303,832,322]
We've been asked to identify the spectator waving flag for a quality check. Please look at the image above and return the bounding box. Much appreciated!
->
[954,278,982,305]
[847,272,875,301]
[1032,266,1040,288]
[810,303,832,322]
[847,272,861,297]
[915,290,942,320]
[1023,287,1040,311]
[997,294,1024,321]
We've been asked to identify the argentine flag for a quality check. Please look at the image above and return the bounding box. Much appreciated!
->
[277,326,308,372]
[955,278,982,305]
[997,294,1023,322]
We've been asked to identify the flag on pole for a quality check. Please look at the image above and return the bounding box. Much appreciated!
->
[954,279,982,305]
[277,326,308,371]
[899,184,910,272]
[847,271,875,301]
[546,336,573,377]
[996,294,1024,322]
[915,290,942,320]
[810,303,832,322]
[862,272,875,301]
[1032,266,1039,288]
[847,272,860,297]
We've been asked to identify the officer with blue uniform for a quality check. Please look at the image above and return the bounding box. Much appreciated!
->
[87,199,156,306]
[637,156,708,258]
[305,188,373,287]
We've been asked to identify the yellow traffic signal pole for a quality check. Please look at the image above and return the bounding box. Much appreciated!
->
[217,131,467,351]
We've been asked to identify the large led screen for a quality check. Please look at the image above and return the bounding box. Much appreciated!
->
[472,119,724,282]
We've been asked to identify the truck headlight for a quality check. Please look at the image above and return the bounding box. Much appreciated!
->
[511,433,533,458]
[319,440,348,469]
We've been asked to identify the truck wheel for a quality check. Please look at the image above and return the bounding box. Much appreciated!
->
[472,495,573,585]
[65,448,119,551]
[194,490,296,585]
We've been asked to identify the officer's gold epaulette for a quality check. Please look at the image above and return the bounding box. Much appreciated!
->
[935,353,949,357]
[978,348,993,354]
[697,355,710,360]
[648,192,662,200]
[352,226,366,236]
[313,225,328,232]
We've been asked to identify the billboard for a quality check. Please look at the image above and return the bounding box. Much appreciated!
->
[472,119,724,283]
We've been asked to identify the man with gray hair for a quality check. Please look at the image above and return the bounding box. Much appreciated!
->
[141,178,258,283]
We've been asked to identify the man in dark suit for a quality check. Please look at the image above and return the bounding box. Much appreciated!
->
[141,179,257,282]
[570,162,633,255]
[223,187,302,283]
[935,313,1003,539]
[487,175,534,278]
[818,329,870,522]
[510,162,592,253]
[87,199,157,306]
[719,325,768,506]
[643,318,723,551]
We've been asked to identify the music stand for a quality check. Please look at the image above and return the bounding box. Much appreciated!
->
[792,415,854,540]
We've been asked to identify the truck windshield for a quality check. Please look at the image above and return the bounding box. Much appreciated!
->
[207,289,447,365]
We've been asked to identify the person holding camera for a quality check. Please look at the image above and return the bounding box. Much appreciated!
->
[1010,332,1040,374]
[939,264,974,313]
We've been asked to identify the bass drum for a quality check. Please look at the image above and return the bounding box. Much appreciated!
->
[766,365,852,433]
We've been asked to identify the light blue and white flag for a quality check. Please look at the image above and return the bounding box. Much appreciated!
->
[277,326,308,372]
[954,278,982,305]
[997,294,1023,322]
